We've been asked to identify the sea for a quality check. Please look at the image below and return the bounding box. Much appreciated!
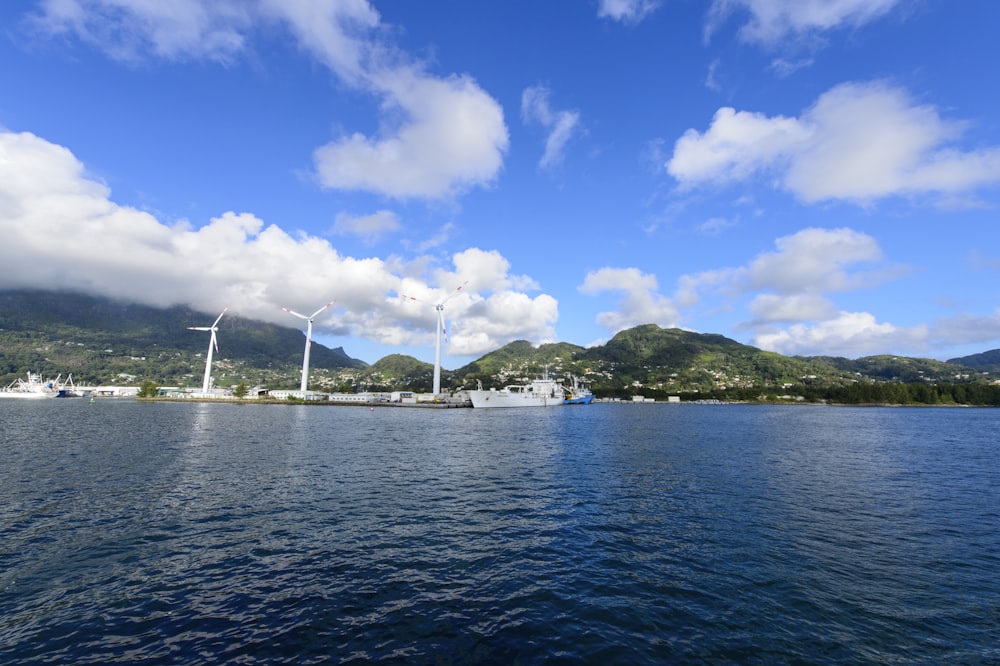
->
[1,399,998,664]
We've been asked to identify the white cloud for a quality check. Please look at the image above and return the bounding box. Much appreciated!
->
[29,0,252,63]
[704,59,722,92]
[753,311,928,358]
[676,227,886,310]
[668,81,1000,204]
[674,268,737,309]
[696,216,737,236]
[258,0,381,84]
[267,1,510,200]
[930,310,1000,347]
[669,106,811,186]
[449,248,528,291]
[394,252,557,357]
[743,227,883,293]
[332,210,400,244]
[597,0,661,25]
[521,85,582,170]
[671,227,916,356]
[579,267,680,334]
[392,247,555,356]
[0,130,551,358]
[747,293,837,323]
[315,71,509,199]
[769,57,814,77]
[29,0,510,201]
[405,222,455,254]
[706,0,903,46]
[448,291,559,356]
[783,82,998,202]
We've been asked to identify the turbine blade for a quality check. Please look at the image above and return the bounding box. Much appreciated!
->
[282,307,308,320]
[212,308,227,327]
[309,300,335,319]
[441,280,469,305]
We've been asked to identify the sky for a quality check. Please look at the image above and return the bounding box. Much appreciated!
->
[2,0,1000,368]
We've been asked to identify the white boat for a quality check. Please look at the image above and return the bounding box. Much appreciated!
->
[467,372,566,408]
[564,376,594,405]
[0,372,69,399]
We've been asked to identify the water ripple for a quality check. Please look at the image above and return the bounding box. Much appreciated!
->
[1,402,998,663]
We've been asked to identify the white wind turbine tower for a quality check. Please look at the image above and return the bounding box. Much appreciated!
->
[402,282,467,396]
[282,300,334,392]
[188,308,227,393]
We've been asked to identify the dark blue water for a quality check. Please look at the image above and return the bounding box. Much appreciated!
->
[1,401,998,664]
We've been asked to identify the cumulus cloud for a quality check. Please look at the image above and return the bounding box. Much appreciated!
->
[332,210,401,244]
[597,0,661,25]
[449,291,559,356]
[573,227,926,358]
[0,130,552,358]
[260,1,510,200]
[28,0,509,201]
[521,86,582,170]
[668,81,1000,204]
[315,72,508,198]
[753,312,928,357]
[743,227,885,293]
[677,227,888,311]
[578,267,680,334]
[930,310,1000,347]
[394,248,557,356]
[674,268,737,310]
[669,107,811,185]
[706,0,903,46]
[448,248,534,292]
[674,227,919,357]
[748,293,837,323]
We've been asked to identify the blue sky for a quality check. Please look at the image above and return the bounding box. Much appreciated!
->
[2,0,1000,367]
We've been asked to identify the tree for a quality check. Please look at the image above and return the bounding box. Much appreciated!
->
[234,381,248,399]
[137,380,160,398]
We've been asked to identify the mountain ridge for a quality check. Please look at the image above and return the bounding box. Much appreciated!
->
[0,289,365,389]
[1,289,995,395]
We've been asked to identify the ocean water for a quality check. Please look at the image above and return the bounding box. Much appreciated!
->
[1,400,998,664]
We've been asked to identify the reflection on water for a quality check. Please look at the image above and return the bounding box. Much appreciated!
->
[0,401,998,663]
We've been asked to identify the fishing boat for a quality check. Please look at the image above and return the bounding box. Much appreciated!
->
[564,376,594,405]
[467,372,566,408]
[0,372,70,399]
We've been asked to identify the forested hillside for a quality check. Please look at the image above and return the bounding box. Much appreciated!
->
[0,290,365,388]
[2,290,998,404]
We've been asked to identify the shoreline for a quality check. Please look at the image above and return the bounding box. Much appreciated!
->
[130,397,993,408]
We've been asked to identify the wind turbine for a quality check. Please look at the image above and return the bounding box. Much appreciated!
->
[402,282,467,396]
[188,308,227,393]
[282,300,334,392]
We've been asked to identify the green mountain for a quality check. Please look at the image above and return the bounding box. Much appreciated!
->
[947,349,1000,373]
[2,290,995,401]
[362,354,436,392]
[447,325,859,398]
[444,324,990,400]
[452,341,587,384]
[0,289,366,388]
[805,354,979,382]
